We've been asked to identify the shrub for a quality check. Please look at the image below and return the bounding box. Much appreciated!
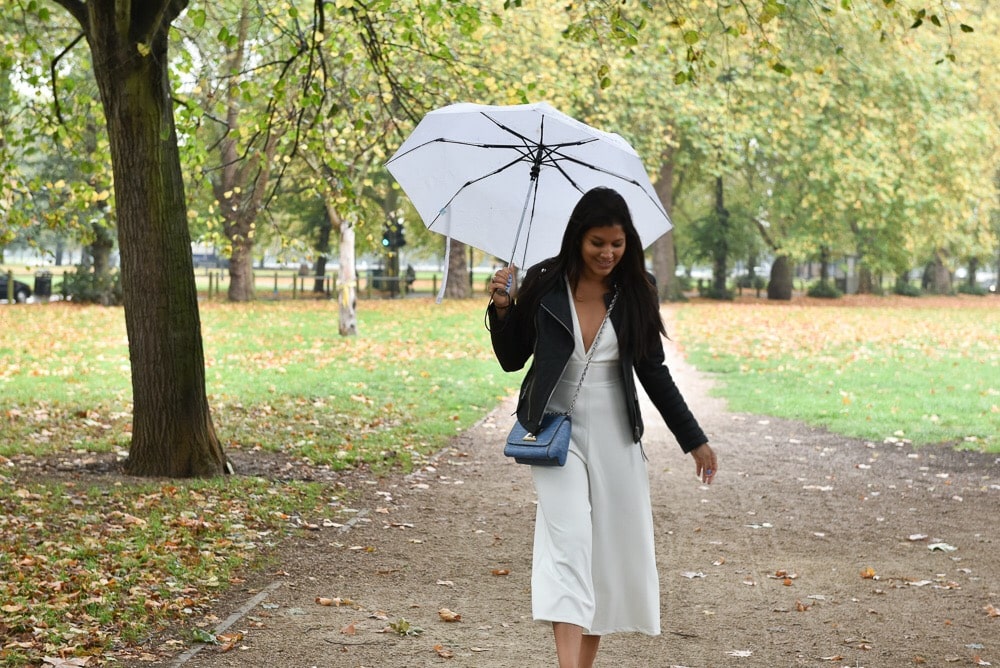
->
[957,283,988,296]
[735,274,767,290]
[807,281,842,299]
[893,280,922,297]
[60,267,123,305]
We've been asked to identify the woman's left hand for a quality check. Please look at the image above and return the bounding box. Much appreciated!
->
[690,443,717,484]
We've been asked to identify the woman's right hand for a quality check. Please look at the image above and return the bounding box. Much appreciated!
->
[490,266,517,309]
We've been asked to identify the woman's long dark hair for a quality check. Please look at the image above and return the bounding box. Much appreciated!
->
[516,187,666,360]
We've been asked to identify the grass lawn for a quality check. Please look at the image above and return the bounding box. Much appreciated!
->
[1,298,519,469]
[672,295,1000,452]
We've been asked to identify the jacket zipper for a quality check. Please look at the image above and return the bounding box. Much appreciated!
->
[526,301,573,424]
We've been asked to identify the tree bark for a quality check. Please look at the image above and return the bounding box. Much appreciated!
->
[66,0,226,477]
[651,144,681,301]
[767,255,794,300]
[857,265,875,294]
[330,204,357,336]
[819,245,831,285]
[313,210,332,293]
[966,257,979,289]
[925,250,952,295]
[711,176,730,298]
[445,239,470,299]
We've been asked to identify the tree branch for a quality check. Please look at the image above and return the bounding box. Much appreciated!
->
[50,32,87,125]
[51,0,87,28]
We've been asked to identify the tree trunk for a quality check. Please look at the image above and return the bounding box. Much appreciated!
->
[69,0,226,477]
[313,210,332,293]
[857,265,875,294]
[767,255,793,300]
[89,223,114,278]
[331,204,357,336]
[925,250,952,295]
[967,257,979,289]
[819,245,831,285]
[226,232,256,301]
[711,176,730,298]
[445,239,470,299]
[651,145,681,301]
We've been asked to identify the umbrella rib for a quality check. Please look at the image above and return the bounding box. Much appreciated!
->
[542,148,669,217]
[387,137,537,165]
[426,153,539,226]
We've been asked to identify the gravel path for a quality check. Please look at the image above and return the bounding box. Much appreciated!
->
[146,308,1000,668]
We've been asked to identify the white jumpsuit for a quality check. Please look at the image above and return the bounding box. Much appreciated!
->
[529,289,660,636]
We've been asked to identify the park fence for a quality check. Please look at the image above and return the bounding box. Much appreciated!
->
[198,268,491,301]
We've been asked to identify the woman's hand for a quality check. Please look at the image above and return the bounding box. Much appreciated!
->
[690,443,717,484]
[489,266,517,310]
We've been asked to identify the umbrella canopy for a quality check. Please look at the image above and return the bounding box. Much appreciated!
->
[385,101,671,270]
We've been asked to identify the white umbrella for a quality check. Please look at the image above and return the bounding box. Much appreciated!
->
[385,101,671,272]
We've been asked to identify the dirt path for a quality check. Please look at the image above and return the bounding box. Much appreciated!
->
[145,310,1000,668]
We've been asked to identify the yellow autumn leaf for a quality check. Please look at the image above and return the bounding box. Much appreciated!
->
[438,608,461,622]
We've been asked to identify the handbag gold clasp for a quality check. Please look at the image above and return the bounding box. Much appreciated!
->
[523,433,537,442]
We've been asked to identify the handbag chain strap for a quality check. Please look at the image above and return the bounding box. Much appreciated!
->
[559,289,618,418]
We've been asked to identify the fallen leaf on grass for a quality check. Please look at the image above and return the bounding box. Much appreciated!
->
[492,568,510,576]
[42,659,90,667]
[681,571,706,579]
[860,567,878,580]
[819,656,843,662]
[341,622,357,635]
[985,603,1000,618]
[438,608,462,622]
[726,649,753,657]
[437,579,455,587]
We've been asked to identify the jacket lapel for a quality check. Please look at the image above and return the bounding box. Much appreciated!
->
[539,282,573,334]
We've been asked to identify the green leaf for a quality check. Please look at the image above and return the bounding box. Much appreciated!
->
[772,62,792,76]
[192,629,217,644]
[674,70,688,85]
[682,30,699,45]
[189,9,206,28]
[930,14,941,27]
[960,24,974,33]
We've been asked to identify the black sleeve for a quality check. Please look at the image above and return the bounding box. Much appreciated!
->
[634,335,708,453]
[488,301,534,372]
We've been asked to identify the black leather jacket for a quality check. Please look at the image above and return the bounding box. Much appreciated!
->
[488,277,708,453]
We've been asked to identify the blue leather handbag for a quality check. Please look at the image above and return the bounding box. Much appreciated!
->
[504,414,571,466]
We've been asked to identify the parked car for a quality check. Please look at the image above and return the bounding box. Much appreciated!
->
[0,275,32,303]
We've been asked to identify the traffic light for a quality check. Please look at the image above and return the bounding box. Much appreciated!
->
[382,222,406,250]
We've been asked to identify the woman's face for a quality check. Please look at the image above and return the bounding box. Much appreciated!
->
[579,223,626,281]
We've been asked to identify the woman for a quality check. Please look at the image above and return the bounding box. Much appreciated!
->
[487,187,717,668]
